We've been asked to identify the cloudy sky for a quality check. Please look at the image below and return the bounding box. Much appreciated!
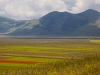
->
[0,0,100,20]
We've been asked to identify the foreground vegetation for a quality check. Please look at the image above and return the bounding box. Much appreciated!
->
[1,53,100,75]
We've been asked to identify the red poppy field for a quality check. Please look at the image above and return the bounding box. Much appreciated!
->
[0,59,41,64]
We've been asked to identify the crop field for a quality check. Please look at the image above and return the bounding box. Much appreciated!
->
[0,37,100,74]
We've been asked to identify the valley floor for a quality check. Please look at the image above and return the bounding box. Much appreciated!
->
[0,36,100,75]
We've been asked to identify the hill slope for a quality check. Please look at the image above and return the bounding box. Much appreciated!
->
[0,16,39,34]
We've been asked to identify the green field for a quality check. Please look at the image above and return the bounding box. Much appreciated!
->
[0,37,100,74]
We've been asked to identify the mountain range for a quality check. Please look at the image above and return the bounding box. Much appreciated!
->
[0,9,100,36]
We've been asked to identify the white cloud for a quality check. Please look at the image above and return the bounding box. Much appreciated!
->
[71,0,94,13]
[0,0,100,20]
[63,0,100,13]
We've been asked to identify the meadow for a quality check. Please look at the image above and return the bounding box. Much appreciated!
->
[0,36,100,74]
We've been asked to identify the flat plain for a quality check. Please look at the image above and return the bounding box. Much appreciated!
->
[0,36,100,74]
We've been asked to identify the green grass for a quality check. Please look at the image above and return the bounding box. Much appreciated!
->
[7,56,57,62]
[90,40,100,44]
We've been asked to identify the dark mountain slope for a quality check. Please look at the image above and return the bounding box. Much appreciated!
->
[77,9,100,18]
[27,9,100,36]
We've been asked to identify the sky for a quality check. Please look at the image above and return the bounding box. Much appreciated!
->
[0,0,100,20]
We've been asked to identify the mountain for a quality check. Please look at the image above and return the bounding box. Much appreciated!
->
[30,11,88,35]
[7,19,39,34]
[77,9,100,18]
[14,9,100,36]
[0,16,39,34]
[0,9,100,36]
[0,16,16,33]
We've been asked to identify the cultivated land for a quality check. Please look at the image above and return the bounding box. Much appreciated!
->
[0,36,100,74]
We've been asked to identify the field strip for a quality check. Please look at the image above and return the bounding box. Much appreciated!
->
[0,50,68,58]
[0,50,98,59]
[0,59,41,64]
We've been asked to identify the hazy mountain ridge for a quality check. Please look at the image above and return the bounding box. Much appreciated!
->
[0,16,39,34]
[0,9,100,36]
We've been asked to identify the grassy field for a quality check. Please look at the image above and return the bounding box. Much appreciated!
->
[1,53,100,75]
[0,37,100,74]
